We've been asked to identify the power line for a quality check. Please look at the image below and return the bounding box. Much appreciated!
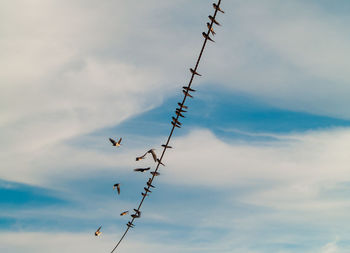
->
[110,1,223,252]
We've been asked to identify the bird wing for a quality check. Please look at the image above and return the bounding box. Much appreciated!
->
[109,138,116,145]
[149,149,157,162]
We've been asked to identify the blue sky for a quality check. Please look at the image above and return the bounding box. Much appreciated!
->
[2,0,350,252]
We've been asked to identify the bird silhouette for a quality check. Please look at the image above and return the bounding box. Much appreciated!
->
[150,171,160,176]
[207,22,216,36]
[183,86,196,92]
[161,144,172,149]
[127,222,135,228]
[147,181,155,188]
[157,159,165,166]
[213,3,224,13]
[172,121,181,128]
[190,68,201,76]
[202,32,215,42]
[131,214,140,219]
[133,209,141,216]
[113,183,121,195]
[183,89,194,98]
[172,117,182,126]
[134,167,151,172]
[141,192,149,197]
[175,110,185,118]
[120,211,129,216]
[136,149,157,162]
[109,138,122,147]
[209,15,221,26]
[177,102,188,109]
[144,187,152,193]
[95,226,102,236]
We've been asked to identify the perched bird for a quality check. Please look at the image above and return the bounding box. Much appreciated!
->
[109,137,122,147]
[209,15,221,26]
[177,102,188,109]
[150,171,160,176]
[183,86,196,92]
[172,117,182,125]
[161,144,172,149]
[175,110,185,118]
[141,192,149,197]
[131,214,141,219]
[171,121,181,128]
[202,32,215,42]
[207,22,216,36]
[213,3,225,13]
[190,68,201,76]
[144,187,152,193]
[147,181,155,188]
[134,167,151,172]
[95,226,102,236]
[176,107,187,113]
[183,89,194,98]
[133,209,141,215]
[113,183,121,195]
[157,159,165,166]
[127,222,135,228]
[120,211,129,216]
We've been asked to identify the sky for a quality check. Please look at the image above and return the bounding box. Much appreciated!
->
[2,0,350,252]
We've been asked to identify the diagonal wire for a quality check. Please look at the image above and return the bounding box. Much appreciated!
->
[110,1,222,252]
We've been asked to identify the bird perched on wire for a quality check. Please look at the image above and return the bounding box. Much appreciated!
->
[150,171,160,177]
[157,159,165,166]
[183,89,194,98]
[109,138,122,147]
[209,15,221,26]
[144,187,152,193]
[207,22,216,36]
[95,226,102,236]
[120,211,129,216]
[127,222,135,228]
[162,144,172,149]
[178,103,188,109]
[141,192,149,197]
[147,181,155,188]
[202,32,215,42]
[134,167,151,172]
[190,68,201,76]
[213,3,224,13]
[175,109,185,118]
[136,149,157,162]
[113,183,121,195]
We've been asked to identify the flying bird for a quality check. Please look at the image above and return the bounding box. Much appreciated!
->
[177,102,188,109]
[157,159,165,166]
[190,68,201,76]
[113,183,121,195]
[109,137,122,147]
[202,32,215,42]
[150,171,160,176]
[120,211,129,216]
[161,144,172,149]
[136,149,157,162]
[209,15,221,26]
[213,3,225,13]
[134,167,151,172]
[95,226,102,236]
[207,22,216,36]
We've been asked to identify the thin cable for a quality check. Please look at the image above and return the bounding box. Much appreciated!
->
[110,1,222,252]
